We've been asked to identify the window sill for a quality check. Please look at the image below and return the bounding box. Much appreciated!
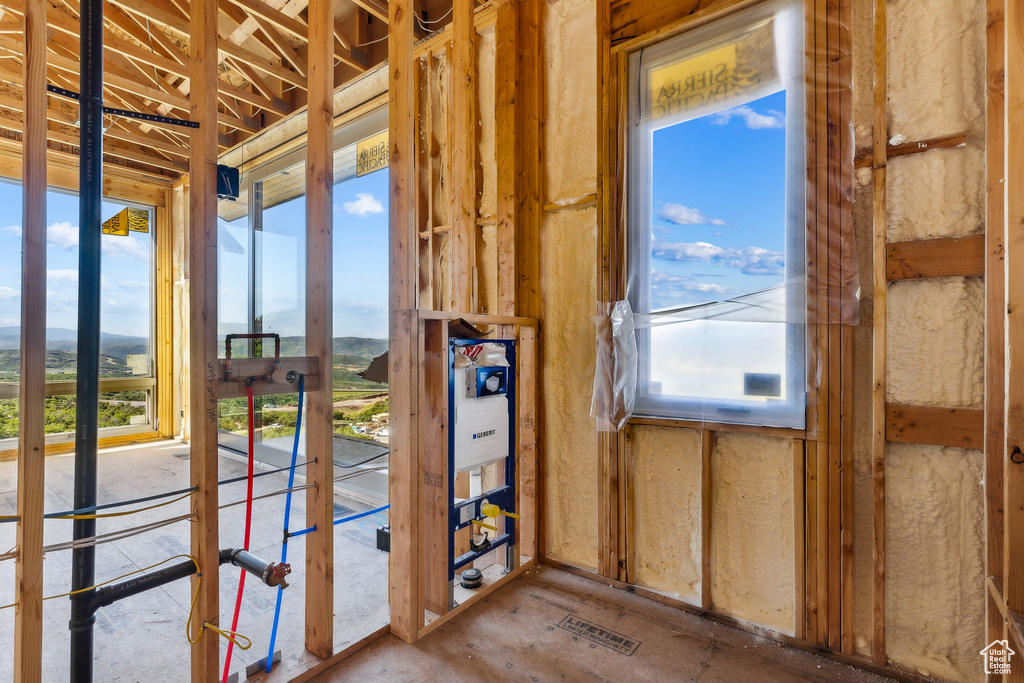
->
[628,414,806,440]
[0,427,164,461]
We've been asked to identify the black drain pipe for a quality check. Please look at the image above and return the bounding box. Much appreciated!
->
[69,0,103,677]
[79,550,290,616]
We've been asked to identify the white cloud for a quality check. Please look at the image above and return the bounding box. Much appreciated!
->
[0,285,17,299]
[102,234,148,259]
[652,240,785,276]
[710,105,785,130]
[658,203,726,226]
[342,193,384,216]
[47,269,78,284]
[44,222,149,260]
[737,246,786,275]
[650,270,733,306]
[2,225,21,237]
[47,221,79,249]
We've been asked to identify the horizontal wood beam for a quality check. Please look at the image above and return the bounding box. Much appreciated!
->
[0,92,189,158]
[855,131,969,169]
[886,235,986,280]
[885,404,984,449]
[0,122,183,174]
[352,0,388,24]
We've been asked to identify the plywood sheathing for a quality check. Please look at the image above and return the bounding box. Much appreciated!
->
[632,426,702,603]
[538,0,599,569]
[885,444,984,682]
[710,433,796,635]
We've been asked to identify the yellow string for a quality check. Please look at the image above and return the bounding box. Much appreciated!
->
[43,554,197,602]
[0,553,253,651]
[0,553,197,611]
[185,558,251,650]
[51,491,195,520]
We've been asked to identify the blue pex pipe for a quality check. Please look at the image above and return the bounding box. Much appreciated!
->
[286,503,391,539]
[265,375,304,674]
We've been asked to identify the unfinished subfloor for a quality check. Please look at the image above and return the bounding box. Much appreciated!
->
[312,565,898,683]
[0,440,389,682]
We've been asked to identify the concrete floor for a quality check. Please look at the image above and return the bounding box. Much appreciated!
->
[314,565,897,683]
[0,440,389,682]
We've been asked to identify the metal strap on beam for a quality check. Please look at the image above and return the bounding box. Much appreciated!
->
[46,84,200,128]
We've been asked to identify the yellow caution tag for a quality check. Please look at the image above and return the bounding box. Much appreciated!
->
[356,130,389,177]
[101,207,149,235]
[127,207,149,233]
[101,208,129,236]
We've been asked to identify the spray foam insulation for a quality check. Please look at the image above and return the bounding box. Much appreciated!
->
[632,426,702,604]
[886,277,984,409]
[536,0,600,570]
[886,146,984,243]
[885,443,984,682]
[540,207,599,569]
[886,0,984,140]
[543,0,598,201]
[711,433,795,635]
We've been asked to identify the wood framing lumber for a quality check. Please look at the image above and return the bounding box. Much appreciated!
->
[420,318,449,615]
[885,404,984,449]
[1003,0,1024,620]
[224,0,307,43]
[13,0,45,678]
[853,131,969,169]
[448,0,477,312]
[871,0,887,663]
[187,0,222,675]
[985,0,1006,652]
[388,0,420,644]
[494,0,517,317]
[302,0,335,659]
[352,0,388,24]
[518,326,539,561]
[700,430,714,611]
[886,235,986,280]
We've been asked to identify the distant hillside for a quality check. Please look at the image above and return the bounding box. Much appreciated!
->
[0,349,131,378]
[0,327,148,361]
[334,337,387,359]
[275,336,387,363]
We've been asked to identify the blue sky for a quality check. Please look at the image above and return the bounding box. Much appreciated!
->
[648,90,788,311]
[219,166,389,341]
[0,158,388,347]
[0,180,153,338]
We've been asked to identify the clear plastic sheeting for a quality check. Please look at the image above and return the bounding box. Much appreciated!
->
[620,0,857,429]
[591,300,638,432]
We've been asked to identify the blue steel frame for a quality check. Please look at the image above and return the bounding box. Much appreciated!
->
[447,339,517,582]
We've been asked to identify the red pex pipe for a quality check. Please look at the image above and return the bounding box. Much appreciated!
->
[222,384,256,683]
